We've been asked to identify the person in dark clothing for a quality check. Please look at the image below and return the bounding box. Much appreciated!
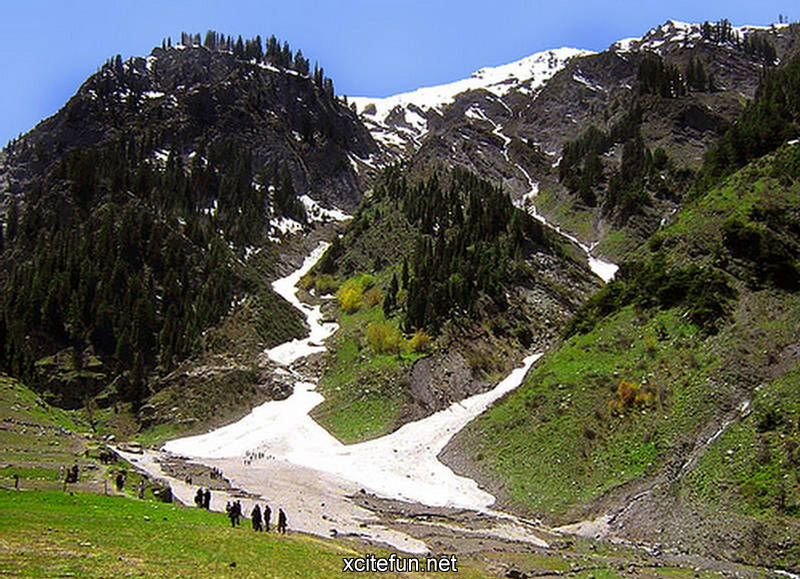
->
[194,488,204,508]
[233,500,242,527]
[227,504,236,527]
[251,504,263,531]
[63,464,79,489]
[115,470,126,492]
[277,508,287,534]
[263,504,271,532]
[203,488,211,509]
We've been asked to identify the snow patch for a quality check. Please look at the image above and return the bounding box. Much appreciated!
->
[299,195,350,223]
[164,241,543,510]
[464,104,488,122]
[270,216,303,237]
[573,71,605,92]
[152,148,169,167]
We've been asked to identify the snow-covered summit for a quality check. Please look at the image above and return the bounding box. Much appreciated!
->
[351,47,590,117]
[349,47,592,153]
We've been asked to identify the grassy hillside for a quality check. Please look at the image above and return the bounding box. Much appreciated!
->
[311,296,427,443]
[447,144,800,568]
[0,489,478,579]
[0,374,90,490]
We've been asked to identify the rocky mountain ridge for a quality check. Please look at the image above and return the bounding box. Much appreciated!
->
[1,39,377,220]
[350,20,800,258]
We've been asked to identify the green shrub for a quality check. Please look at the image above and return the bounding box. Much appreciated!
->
[366,321,402,354]
[336,283,363,313]
[363,287,384,308]
[336,274,377,313]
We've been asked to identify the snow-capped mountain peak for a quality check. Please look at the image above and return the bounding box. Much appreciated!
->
[349,47,592,154]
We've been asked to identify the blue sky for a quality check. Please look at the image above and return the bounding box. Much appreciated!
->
[0,0,793,146]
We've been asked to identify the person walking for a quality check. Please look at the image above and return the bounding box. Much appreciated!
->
[251,504,263,531]
[263,504,271,532]
[277,508,287,534]
[233,500,242,527]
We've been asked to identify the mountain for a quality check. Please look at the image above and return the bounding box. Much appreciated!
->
[2,36,376,216]
[0,32,375,413]
[441,49,800,570]
[2,18,800,573]
[351,20,800,261]
[349,47,591,158]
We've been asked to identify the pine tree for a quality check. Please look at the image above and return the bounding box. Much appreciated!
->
[294,49,309,74]
[281,41,292,68]
[234,36,245,59]
[382,289,394,317]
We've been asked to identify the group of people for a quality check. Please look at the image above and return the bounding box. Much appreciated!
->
[222,498,287,533]
[194,487,212,509]
[242,450,275,467]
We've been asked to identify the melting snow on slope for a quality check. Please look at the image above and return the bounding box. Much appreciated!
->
[512,160,618,282]
[265,243,338,366]
[299,195,350,223]
[269,216,303,236]
[165,352,540,509]
[164,241,542,510]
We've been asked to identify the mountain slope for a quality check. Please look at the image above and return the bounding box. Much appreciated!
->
[303,166,598,443]
[351,20,800,262]
[442,82,800,569]
[0,33,374,417]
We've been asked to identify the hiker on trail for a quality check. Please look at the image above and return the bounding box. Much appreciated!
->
[226,501,237,528]
[194,488,204,508]
[277,508,287,534]
[137,480,146,499]
[263,504,271,532]
[203,488,211,510]
[251,504,263,531]
[227,500,242,527]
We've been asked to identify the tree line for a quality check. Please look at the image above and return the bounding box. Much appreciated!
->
[699,52,800,191]
[160,30,334,97]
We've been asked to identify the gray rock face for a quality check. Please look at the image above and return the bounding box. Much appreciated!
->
[2,44,378,212]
